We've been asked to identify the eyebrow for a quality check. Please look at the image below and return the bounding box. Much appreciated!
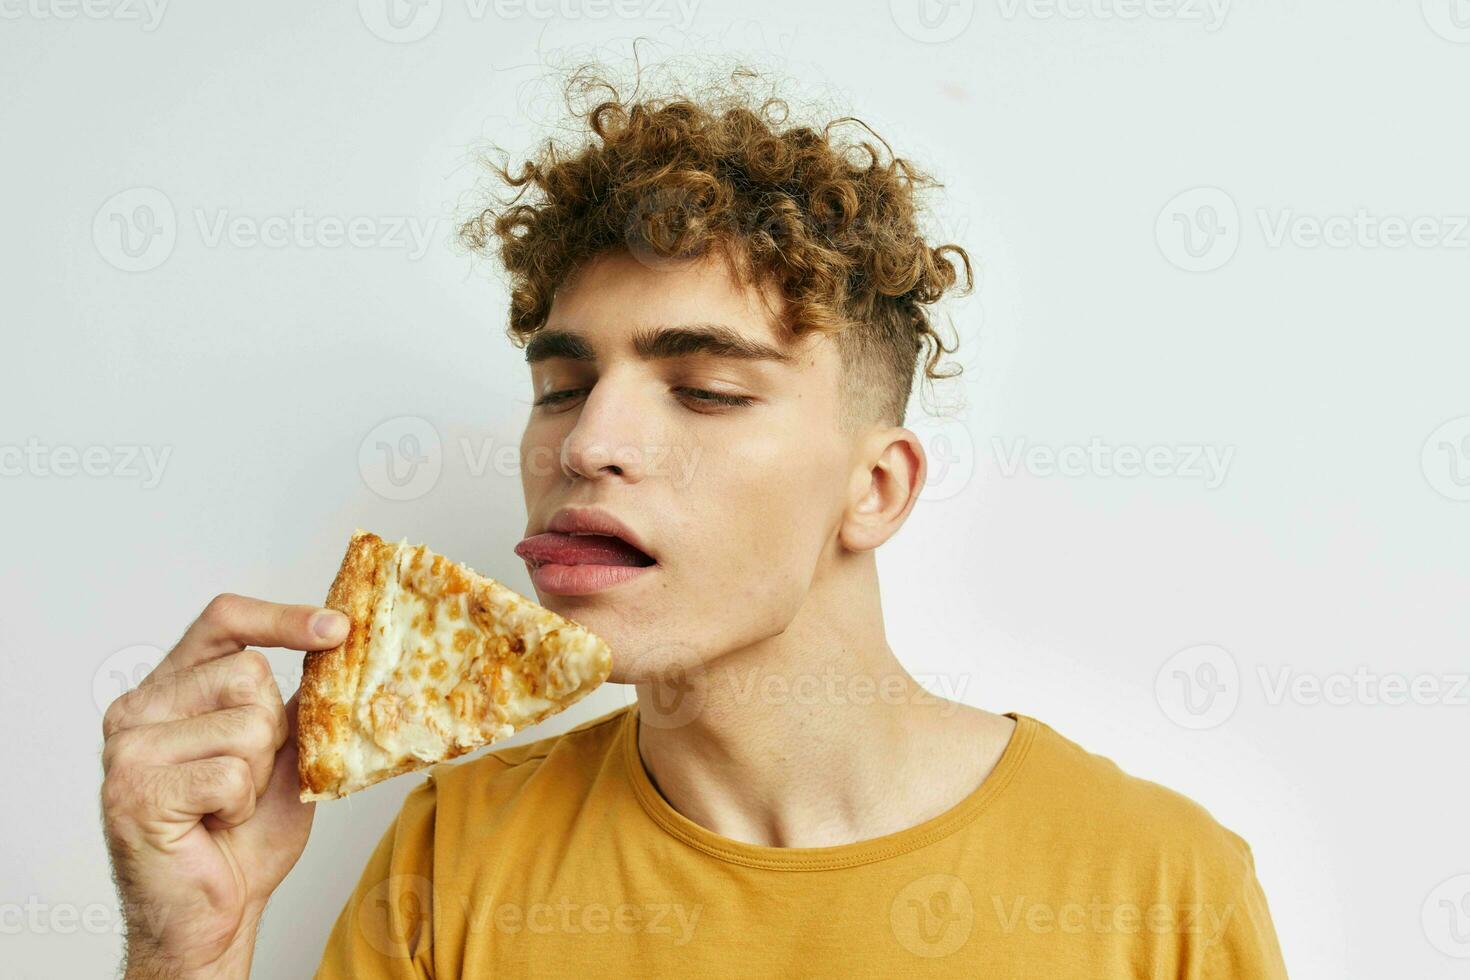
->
[524,323,794,365]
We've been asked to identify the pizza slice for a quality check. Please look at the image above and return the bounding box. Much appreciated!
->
[297,529,612,801]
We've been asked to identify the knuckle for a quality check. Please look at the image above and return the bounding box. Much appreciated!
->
[220,757,254,798]
[101,696,129,738]
[100,770,134,815]
[237,649,273,690]
[203,592,245,626]
[101,729,137,772]
[200,756,252,799]
[215,650,271,705]
[239,704,280,753]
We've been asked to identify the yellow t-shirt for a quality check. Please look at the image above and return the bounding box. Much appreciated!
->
[315,705,1288,978]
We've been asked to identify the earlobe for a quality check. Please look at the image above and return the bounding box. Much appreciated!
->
[838,428,926,554]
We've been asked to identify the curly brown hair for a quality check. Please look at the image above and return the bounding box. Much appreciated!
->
[459,64,972,428]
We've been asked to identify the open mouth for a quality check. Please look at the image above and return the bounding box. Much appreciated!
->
[514,508,659,595]
[513,531,658,570]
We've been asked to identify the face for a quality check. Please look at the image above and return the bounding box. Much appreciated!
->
[515,248,861,684]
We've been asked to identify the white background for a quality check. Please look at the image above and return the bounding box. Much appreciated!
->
[3,1,1469,976]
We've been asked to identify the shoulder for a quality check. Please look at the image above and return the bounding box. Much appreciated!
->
[1000,716,1288,975]
[1015,715,1259,889]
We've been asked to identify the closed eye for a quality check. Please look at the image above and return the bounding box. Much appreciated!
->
[674,387,756,409]
[534,387,756,411]
[533,388,586,408]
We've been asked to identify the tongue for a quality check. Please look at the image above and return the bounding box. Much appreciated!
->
[514,532,655,567]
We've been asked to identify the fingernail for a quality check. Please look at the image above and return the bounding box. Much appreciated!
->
[311,610,350,641]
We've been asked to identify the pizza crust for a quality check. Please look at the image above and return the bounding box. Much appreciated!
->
[297,530,612,801]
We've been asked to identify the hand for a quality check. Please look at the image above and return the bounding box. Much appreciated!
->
[99,594,348,978]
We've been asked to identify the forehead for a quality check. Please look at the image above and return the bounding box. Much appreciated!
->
[537,249,812,362]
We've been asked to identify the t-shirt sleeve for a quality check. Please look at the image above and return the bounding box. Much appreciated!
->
[1202,843,1290,979]
[314,775,439,979]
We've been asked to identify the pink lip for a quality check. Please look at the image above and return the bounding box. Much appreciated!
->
[527,562,655,596]
[514,506,659,596]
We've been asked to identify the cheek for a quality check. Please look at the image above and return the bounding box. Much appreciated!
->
[675,428,842,605]
[518,426,560,494]
[722,423,846,543]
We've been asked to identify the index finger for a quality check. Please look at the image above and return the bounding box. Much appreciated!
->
[155,594,349,680]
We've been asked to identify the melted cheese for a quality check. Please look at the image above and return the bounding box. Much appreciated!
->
[345,538,609,779]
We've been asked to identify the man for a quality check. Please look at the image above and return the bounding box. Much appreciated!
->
[100,70,1289,977]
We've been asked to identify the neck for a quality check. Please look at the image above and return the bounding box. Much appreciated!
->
[633,552,1012,848]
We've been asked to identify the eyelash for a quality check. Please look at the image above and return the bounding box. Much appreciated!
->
[535,387,755,410]
[677,387,756,408]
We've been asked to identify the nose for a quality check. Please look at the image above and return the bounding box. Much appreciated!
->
[559,376,650,483]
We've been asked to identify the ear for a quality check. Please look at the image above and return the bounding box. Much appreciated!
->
[838,426,927,554]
